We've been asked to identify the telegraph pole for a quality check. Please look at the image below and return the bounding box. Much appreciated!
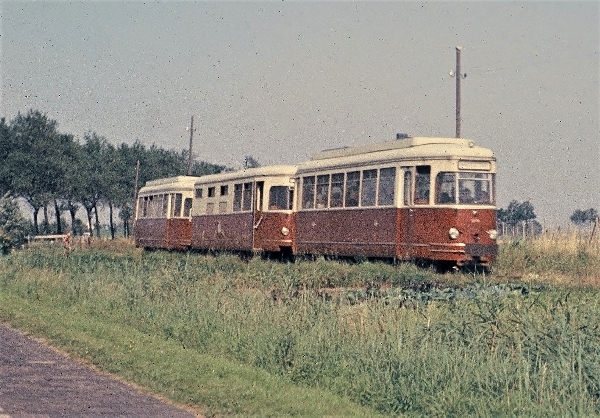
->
[187,115,194,176]
[455,46,462,138]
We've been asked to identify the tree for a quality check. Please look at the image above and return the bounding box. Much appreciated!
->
[0,118,12,196]
[497,200,537,237]
[570,208,598,226]
[0,193,31,254]
[8,110,67,235]
[79,132,110,237]
[244,155,261,169]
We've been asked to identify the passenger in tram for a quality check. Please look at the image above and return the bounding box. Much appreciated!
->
[459,188,474,204]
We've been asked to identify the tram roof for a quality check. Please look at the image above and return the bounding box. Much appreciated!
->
[139,175,200,194]
[299,136,495,171]
[194,165,298,185]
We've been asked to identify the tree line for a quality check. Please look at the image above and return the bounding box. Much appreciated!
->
[0,109,225,241]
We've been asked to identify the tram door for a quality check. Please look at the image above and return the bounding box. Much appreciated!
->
[401,169,415,259]
[252,181,264,251]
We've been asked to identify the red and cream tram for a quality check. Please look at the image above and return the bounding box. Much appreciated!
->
[134,176,199,250]
[295,136,497,267]
[190,166,297,256]
[134,135,498,268]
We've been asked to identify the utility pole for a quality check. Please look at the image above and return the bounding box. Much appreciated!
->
[450,46,466,138]
[187,115,194,176]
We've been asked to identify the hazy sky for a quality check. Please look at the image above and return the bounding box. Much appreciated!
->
[1,1,598,226]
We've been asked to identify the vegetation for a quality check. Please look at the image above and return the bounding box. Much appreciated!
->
[0,193,31,254]
[0,234,599,416]
[0,110,226,242]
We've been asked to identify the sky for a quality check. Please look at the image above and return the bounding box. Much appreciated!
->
[1,1,598,227]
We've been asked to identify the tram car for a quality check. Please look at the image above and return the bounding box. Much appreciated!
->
[190,166,297,256]
[134,135,498,268]
[134,176,199,250]
[295,136,497,268]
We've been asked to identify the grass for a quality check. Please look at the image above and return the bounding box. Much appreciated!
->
[1,235,599,416]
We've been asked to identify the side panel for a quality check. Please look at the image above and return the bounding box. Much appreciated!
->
[295,208,397,257]
[191,213,254,251]
[134,218,168,249]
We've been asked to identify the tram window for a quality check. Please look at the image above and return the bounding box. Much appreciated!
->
[242,183,253,211]
[436,173,456,204]
[233,184,243,212]
[208,187,216,198]
[459,172,493,205]
[345,171,360,207]
[378,167,396,206]
[139,197,146,218]
[316,175,330,208]
[361,169,377,207]
[403,170,412,206]
[269,186,291,210]
[414,166,430,205]
[206,202,214,214]
[330,173,344,208]
[195,188,203,198]
[171,193,183,217]
[302,176,315,209]
[183,198,193,217]
[146,196,154,217]
[220,185,228,196]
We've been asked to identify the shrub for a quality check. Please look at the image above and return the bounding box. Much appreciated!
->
[0,194,31,254]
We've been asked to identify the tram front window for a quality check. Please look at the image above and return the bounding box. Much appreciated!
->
[436,172,494,205]
[436,173,456,204]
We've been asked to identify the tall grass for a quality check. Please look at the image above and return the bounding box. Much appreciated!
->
[1,237,599,416]
[496,228,600,287]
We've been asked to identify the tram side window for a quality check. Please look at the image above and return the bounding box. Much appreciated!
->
[206,202,214,214]
[302,176,315,209]
[436,173,456,204]
[361,169,377,207]
[242,183,253,211]
[183,198,193,217]
[316,175,330,208]
[414,166,430,205]
[208,187,216,198]
[195,188,203,198]
[171,193,183,217]
[378,167,396,206]
[269,186,292,210]
[138,197,146,218]
[345,171,360,207]
[162,194,169,217]
[233,184,243,212]
[403,170,412,206]
[330,173,344,208]
[220,185,228,196]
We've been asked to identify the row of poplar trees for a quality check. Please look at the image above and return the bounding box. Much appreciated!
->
[0,109,225,238]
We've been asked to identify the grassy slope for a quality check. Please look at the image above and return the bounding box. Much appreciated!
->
[0,290,379,417]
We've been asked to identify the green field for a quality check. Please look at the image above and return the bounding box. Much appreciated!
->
[0,235,599,417]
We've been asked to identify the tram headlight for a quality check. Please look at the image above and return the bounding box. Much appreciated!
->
[448,227,460,240]
[281,227,290,236]
[487,229,498,240]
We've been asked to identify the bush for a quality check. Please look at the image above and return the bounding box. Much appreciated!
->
[0,193,30,254]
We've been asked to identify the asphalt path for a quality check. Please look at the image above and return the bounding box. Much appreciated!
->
[0,324,198,417]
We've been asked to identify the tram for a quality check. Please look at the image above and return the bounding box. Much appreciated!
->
[190,165,297,256]
[295,136,497,268]
[134,176,199,250]
[134,135,498,268]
